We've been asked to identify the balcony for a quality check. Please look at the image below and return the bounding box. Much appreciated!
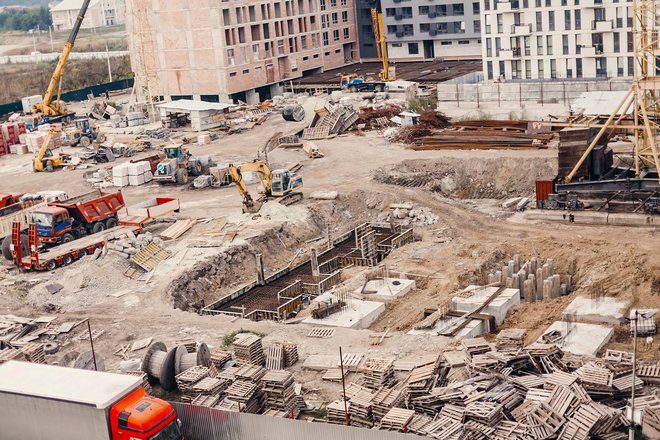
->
[499,48,521,59]
[580,45,603,56]
[581,0,604,8]
[496,1,518,13]
[591,20,613,31]
[511,24,532,35]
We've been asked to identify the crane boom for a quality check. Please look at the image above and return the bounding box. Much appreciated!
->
[371,5,395,82]
[33,0,92,116]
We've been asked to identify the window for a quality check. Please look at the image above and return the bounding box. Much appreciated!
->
[576,58,582,77]
[420,23,430,32]
[564,10,571,30]
[613,32,620,52]
[333,29,339,40]
[474,20,481,32]
[386,8,395,17]
[331,12,338,24]
[229,72,237,77]
[419,5,429,14]
[546,35,553,55]
[497,14,503,33]
[330,0,336,6]
[227,48,235,66]
[495,37,501,55]
[574,10,581,29]
[545,0,551,6]
[320,0,326,10]
[627,31,633,51]
[341,0,346,5]
[458,40,470,44]
[343,28,349,38]
[452,3,464,15]
[538,59,544,77]
[323,31,328,45]
[525,60,531,79]
[487,61,493,80]
[524,36,530,55]
[484,0,490,10]
[550,59,557,78]
[342,11,348,22]
[536,12,542,32]
[562,35,569,54]
[408,42,419,54]
[242,69,250,74]
[403,24,414,35]
[253,44,260,60]
[486,38,492,57]
[548,11,555,31]
[473,2,480,14]
[628,56,634,76]
[536,36,543,55]
[440,41,452,45]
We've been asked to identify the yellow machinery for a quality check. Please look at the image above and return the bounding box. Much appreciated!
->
[371,5,395,82]
[32,0,92,117]
[33,128,67,172]
[228,161,303,213]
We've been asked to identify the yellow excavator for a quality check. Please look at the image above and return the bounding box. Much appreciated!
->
[33,127,68,172]
[228,161,303,213]
[371,3,396,81]
[32,0,92,119]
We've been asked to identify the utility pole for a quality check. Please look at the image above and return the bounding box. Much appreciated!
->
[105,42,113,82]
[49,26,54,52]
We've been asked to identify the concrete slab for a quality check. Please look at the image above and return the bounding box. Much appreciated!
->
[451,285,521,325]
[540,321,614,357]
[303,293,386,329]
[358,277,416,300]
[563,296,628,324]
[302,355,338,370]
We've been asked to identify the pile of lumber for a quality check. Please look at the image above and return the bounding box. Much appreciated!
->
[225,380,264,413]
[261,370,299,418]
[160,219,196,240]
[19,342,45,363]
[363,357,396,390]
[409,129,552,151]
[303,105,359,140]
[452,120,531,132]
[233,334,265,366]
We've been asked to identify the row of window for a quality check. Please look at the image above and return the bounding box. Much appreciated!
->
[483,0,632,11]
[487,56,634,81]
[484,31,634,58]
[321,11,349,28]
[386,21,467,36]
[485,7,633,34]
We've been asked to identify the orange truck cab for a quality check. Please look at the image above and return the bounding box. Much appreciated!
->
[110,388,182,440]
[0,193,23,209]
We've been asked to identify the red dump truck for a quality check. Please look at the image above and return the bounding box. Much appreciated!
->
[32,189,125,244]
[0,361,183,440]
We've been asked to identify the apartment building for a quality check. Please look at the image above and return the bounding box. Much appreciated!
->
[126,0,357,103]
[375,0,482,60]
[51,0,125,30]
[481,0,635,81]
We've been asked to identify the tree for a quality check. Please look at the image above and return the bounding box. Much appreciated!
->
[0,6,52,31]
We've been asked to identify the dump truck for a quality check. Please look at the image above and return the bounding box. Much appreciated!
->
[0,361,183,440]
[32,189,125,245]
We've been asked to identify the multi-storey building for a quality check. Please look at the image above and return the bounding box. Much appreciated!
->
[126,0,357,103]
[481,0,635,80]
[51,0,125,30]
[376,0,482,60]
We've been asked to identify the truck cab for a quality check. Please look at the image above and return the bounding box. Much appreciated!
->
[0,194,23,209]
[31,205,73,243]
[109,388,182,440]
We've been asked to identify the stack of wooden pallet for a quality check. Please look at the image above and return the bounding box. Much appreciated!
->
[326,400,349,425]
[233,334,265,366]
[511,400,564,438]
[406,413,434,435]
[363,357,396,390]
[261,370,299,418]
[283,343,298,367]
[348,389,375,427]
[372,382,407,421]
[192,377,229,396]
[225,380,264,413]
[210,349,233,369]
[19,342,45,363]
[175,366,210,395]
[465,401,504,426]
[123,370,152,394]
[191,394,220,407]
[575,362,614,398]
[234,364,266,383]
[379,408,415,432]
[266,344,285,370]
[462,338,492,358]
[176,338,197,353]
[495,328,527,351]
[407,362,439,400]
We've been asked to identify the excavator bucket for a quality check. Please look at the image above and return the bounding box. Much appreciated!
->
[242,200,263,214]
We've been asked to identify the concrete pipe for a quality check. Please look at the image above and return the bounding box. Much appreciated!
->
[142,341,177,391]
[174,342,211,375]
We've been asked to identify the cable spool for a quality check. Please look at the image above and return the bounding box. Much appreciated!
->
[174,342,211,375]
[142,342,177,391]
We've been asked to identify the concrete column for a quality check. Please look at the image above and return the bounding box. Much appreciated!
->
[495,270,502,284]
[270,83,284,97]
[508,261,515,276]
[310,247,319,277]
[327,222,332,250]
[506,277,513,288]
[536,268,543,294]
[552,274,561,298]
[488,273,496,284]
[218,93,231,103]
[542,263,550,280]
[546,258,554,275]
[530,257,537,275]
[524,280,535,303]
[513,254,520,273]
[502,266,510,280]
[543,279,553,300]
[512,274,520,294]
[245,89,260,105]
[256,253,265,285]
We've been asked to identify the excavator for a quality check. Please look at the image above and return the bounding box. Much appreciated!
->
[228,161,303,213]
[33,127,68,172]
[31,0,92,120]
[371,3,396,82]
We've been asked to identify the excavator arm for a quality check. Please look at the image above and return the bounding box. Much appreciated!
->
[33,127,60,171]
[33,0,92,116]
[228,161,273,213]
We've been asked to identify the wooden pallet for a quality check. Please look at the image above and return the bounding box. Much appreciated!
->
[339,352,364,371]
[380,408,415,431]
[266,344,284,370]
[160,219,196,240]
[307,327,335,338]
[131,243,171,271]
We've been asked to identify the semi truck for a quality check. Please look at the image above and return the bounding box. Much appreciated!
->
[0,361,183,440]
[32,189,125,245]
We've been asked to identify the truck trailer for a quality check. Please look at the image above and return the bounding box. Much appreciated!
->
[0,361,183,440]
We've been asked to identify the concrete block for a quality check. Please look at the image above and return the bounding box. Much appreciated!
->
[113,176,129,187]
[451,285,520,325]
[563,296,628,324]
[112,164,128,177]
[539,321,614,356]
[129,174,145,186]
[358,278,416,300]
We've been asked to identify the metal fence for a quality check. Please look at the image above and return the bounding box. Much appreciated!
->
[437,79,631,107]
[171,403,427,440]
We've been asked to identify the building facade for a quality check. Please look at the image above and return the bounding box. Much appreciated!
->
[481,0,635,81]
[126,0,357,103]
[377,0,482,61]
[51,0,125,30]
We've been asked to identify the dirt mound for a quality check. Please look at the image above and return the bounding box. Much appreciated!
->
[373,157,556,199]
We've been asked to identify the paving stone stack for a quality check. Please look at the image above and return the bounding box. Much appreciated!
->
[261,370,299,418]
[233,334,265,366]
[363,357,396,390]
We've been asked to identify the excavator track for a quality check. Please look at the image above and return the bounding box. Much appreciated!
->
[279,192,303,206]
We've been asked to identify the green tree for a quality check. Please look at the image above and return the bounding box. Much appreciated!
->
[0,6,52,31]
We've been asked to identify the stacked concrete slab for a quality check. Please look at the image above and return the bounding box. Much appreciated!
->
[113,161,153,187]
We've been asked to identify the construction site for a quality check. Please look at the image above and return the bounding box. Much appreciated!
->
[0,0,659,439]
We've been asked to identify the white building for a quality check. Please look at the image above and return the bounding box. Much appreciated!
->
[481,0,635,80]
[51,0,125,31]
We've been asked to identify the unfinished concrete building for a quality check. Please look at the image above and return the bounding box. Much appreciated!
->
[125,0,357,103]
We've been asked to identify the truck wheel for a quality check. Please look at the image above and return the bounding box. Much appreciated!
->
[46,161,54,172]
[349,85,357,93]
[105,217,118,229]
[80,136,91,147]
[176,169,189,184]
[46,260,58,271]
[375,85,384,92]
[44,342,60,355]
[92,222,106,234]
[1,236,12,260]
[191,160,203,176]
[96,133,106,143]
[62,254,74,265]
[61,233,74,243]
